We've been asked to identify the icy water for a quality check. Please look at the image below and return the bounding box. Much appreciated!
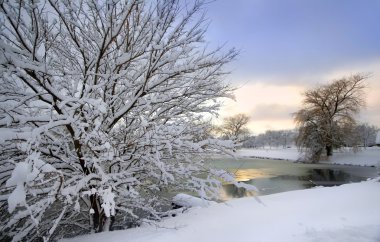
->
[206,158,379,201]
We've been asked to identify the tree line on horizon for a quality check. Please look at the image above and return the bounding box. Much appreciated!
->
[240,123,378,150]
[215,112,378,152]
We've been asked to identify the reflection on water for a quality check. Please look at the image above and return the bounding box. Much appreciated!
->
[233,169,269,181]
[209,158,378,201]
[301,168,363,186]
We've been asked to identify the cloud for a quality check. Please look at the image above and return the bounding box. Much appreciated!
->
[221,83,304,112]
[247,120,296,134]
[250,104,298,121]
[321,60,380,127]
[208,0,380,133]
[206,0,380,86]
[217,83,304,133]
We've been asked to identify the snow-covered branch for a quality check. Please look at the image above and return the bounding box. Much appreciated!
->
[0,0,238,241]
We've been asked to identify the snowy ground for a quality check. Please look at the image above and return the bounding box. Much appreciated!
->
[62,148,380,242]
[63,179,380,242]
[236,147,380,167]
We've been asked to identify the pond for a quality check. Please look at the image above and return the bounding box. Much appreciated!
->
[206,158,379,201]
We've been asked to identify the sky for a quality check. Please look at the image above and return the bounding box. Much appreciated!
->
[202,0,380,134]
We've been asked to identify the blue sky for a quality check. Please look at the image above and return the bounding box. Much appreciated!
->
[202,0,380,133]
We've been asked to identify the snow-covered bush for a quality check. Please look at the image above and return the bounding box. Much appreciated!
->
[0,0,248,240]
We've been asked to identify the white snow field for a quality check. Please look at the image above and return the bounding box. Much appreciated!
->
[63,179,380,242]
[236,147,380,166]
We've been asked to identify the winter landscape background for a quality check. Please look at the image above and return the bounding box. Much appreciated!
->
[0,0,379,241]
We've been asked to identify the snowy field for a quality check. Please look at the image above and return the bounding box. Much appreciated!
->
[236,147,380,167]
[63,179,380,242]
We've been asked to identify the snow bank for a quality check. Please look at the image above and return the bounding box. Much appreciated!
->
[62,179,380,242]
[172,194,216,208]
[236,147,300,161]
[236,147,380,166]
[327,147,380,167]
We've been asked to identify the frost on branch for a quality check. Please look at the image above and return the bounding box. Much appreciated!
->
[0,0,238,241]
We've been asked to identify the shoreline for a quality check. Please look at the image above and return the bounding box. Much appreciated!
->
[234,147,380,167]
[244,155,377,168]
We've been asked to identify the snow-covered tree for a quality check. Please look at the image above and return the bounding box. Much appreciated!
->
[0,0,249,240]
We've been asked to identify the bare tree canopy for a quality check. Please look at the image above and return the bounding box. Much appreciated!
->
[0,0,254,241]
[294,74,367,162]
[218,113,250,141]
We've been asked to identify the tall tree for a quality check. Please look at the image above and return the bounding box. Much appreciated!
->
[0,1,253,240]
[294,74,367,162]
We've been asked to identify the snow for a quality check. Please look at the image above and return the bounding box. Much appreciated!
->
[237,147,300,161]
[6,162,30,213]
[236,147,380,167]
[6,162,30,187]
[62,179,380,242]
[99,187,116,217]
[172,194,216,208]
[7,184,26,213]
[328,148,380,167]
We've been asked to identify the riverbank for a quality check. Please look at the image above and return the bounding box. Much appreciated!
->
[63,178,380,242]
[236,147,380,167]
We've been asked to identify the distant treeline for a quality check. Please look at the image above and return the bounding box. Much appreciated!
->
[242,123,379,149]
[242,129,297,148]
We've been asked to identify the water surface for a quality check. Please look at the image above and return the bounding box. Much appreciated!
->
[207,158,378,200]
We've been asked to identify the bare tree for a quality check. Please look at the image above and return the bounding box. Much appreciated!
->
[217,113,250,143]
[294,74,367,162]
[354,123,379,148]
[376,131,380,146]
[0,1,255,240]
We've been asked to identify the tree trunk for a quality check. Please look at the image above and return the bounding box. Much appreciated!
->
[311,148,323,163]
[326,145,333,156]
[103,217,111,232]
[90,194,101,232]
[90,194,113,232]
